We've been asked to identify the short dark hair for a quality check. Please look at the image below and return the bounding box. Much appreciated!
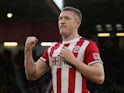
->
[61,6,82,22]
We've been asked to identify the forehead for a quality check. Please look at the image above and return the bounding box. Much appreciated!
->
[59,11,75,18]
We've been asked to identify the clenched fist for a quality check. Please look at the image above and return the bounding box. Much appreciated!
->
[25,36,38,51]
[60,47,76,65]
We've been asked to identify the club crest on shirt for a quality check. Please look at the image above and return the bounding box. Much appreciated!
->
[73,45,80,53]
[93,53,101,61]
[51,56,72,67]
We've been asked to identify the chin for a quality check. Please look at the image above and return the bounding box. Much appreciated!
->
[60,31,66,36]
[60,29,68,35]
[60,32,65,36]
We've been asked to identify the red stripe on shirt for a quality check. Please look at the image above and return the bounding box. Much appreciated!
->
[57,68,62,93]
[73,38,84,57]
[50,43,60,57]
[68,68,76,93]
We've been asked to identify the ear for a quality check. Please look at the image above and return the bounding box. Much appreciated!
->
[76,21,81,28]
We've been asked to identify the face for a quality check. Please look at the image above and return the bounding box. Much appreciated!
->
[58,11,80,37]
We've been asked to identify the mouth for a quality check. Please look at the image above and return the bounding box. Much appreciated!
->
[60,26,67,28]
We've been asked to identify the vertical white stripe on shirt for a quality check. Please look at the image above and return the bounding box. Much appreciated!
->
[48,43,58,68]
[74,71,82,93]
[61,41,76,93]
[61,67,69,93]
[74,40,89,93]
[52,44,63,57]
[48,42,57,54]
[52,67,57,93]
[77,40,89,62]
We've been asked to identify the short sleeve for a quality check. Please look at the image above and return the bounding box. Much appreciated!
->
[40,47,49,65]
[84,41,102,65]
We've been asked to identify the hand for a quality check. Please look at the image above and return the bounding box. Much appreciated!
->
[25,36,38,51]
[60,47,76,64]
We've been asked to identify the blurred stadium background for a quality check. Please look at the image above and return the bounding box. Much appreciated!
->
[0,0,124,93]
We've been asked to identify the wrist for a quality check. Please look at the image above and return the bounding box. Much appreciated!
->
[24,48,32,53]
[69,57,77,65]
[25,48,31,51]
[25,45,32,51]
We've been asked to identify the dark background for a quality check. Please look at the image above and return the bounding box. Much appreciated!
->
[0,0,124,93]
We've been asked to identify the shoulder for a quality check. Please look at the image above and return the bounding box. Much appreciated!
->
[47,42,61,50]
[50,42,61,47]
[80,37,97,46]
[81,37,97,45]
[80,37,99,52]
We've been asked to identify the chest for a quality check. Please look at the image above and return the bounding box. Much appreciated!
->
[48,43,85,68]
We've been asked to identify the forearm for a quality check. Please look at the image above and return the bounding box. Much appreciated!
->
[24,49,36,80]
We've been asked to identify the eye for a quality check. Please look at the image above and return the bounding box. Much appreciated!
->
[58,17,62,21]
[58,16,71,21]
[65,17,70,20]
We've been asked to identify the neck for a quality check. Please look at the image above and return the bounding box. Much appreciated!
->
[62,33,80,41]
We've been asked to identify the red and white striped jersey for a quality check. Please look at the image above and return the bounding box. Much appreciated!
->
[40,36,102,93]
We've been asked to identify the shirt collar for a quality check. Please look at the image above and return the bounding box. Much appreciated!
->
[62,36,81,44]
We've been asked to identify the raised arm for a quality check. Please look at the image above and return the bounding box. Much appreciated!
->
[24,36,49,81]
